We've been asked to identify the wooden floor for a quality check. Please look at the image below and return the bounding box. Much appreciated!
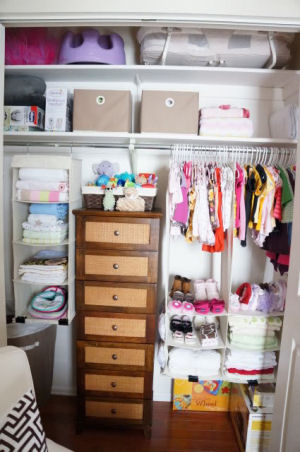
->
[40,396,240,452]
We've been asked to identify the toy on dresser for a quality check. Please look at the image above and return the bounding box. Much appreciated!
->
[83,160,158,211]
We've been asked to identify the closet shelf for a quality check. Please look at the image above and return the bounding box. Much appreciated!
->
[5,65,300,88]
[162,366,222,381]
[228,310,284,317]
[166,309,228,318]
[13,277,69,286]
[14,313,74,325]
[226,344,281,352]
[222,373,277,384]
[13,239,70,247]
[166,328,225,350]
[4,131,297,148]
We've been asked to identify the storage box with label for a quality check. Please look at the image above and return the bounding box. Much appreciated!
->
[4,106,44,131]
[173,379,231,412]
[230,383,273,452]
[73,89,132,132]
[140,90,199,134]
[45,87,72,132]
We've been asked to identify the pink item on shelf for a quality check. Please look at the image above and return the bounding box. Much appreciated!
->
[205,279,220,301]
[199,117,254,138]
[168,300,183,313]
[193,279,207,300]
[194,300,210,315]
[5,28,59,65]
[210,299,225,314]
[182,302,195,315]
[200,105,250,119]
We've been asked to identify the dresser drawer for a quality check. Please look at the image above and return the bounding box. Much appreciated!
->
[77,312,155,343]
[76,250,158,283]
[75,215,160,251]
[76,281,156,313]
[78,369,152,399]
[77,341,154,371]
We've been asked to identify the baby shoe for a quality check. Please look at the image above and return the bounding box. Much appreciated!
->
[194,300,210,315]
[167,300,183,314]
[170,315,182,333]
[172,290,185,302]
[182,277,191,294]
[205,279,220,301]
[184,292,194,303]
[193,279,207,300]
[185,332,197,346]
[181,315,193,334]
[172,330,184,344]
[236,282,252,308]
[170,275,182,296]
[182,301,195,315]
[229,293,240,312]
[210,299,225,314]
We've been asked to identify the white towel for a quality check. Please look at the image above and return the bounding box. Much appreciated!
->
[27,214,62,226]
[16,180,69,192]
[168,348,221,375]
[269,105,299,139]
[18,168,69,182]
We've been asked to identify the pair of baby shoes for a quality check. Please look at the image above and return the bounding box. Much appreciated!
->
[194,278,220,301]
[170,315,197,345]
[168,300,195,315]
[170,275,191,297]
[194,299,225,315]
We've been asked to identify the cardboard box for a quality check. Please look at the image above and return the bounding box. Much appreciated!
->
[4,106,44,131]
[230,383,273,452]
[73,89,132,132]
[140,90,199,134]
[173,379,231,412]
[248,384,275,409]
[45,87,72,132]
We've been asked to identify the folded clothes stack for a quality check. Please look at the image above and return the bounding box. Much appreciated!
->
[28,286,68,320]
[228,316,282,351]
[168,348,221,377]
[22,204,68,244]
[19,250,68,284]
[199,105,253,138]
[224,349,277,381]
[16,168,69,202]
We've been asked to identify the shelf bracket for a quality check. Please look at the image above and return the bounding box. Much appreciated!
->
[128,138,137,175]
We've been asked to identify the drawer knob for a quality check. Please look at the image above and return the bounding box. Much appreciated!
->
[113,295,118,301]
[112,324,118,331]
[112,354,118,360]
[114,230,120,236]
[111,381,117,388]
[113,263,119,270]
[111,408,117,415]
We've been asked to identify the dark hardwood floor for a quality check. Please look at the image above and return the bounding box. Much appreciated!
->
[40,396,240,452]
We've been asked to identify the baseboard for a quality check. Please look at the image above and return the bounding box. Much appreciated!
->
[51,385,77,396]
[153,392,172,402]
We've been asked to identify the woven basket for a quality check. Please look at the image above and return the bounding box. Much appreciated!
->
[84,193,156,211]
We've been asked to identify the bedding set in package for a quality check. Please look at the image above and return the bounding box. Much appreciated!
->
[28,286,68,320]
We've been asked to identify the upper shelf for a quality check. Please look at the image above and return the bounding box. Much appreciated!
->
[5,65,300,88]
[4,131,297,148]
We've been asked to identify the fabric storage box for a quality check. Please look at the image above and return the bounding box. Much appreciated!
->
[82,186,157,211]
[73,89,132,132]
[173,379,231,412]
[140,90,199,134]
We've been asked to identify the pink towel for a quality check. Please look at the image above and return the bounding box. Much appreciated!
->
[16,189,69,202]
[200,105,250,119]
[199,118,253,138]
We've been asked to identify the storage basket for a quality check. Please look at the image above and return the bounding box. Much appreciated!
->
[82,186,157,211]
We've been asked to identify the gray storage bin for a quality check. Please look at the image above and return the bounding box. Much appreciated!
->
[7,323,57,406]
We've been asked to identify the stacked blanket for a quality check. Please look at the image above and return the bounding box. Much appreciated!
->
[199,105,253,138]
[22,205,68,244]
[224,349,277,381]
[228,316,282,351]
[168,348,221,376]
[16,168,69,202]
[28,285,68,320]
[19,251,68,284]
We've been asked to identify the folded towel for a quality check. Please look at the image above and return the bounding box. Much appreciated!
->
[22,222,68,232]
[168,348,221,376]
[199,118,254,138]
[200,105,250,119]
[223,371,275,382]
[269,104,299,139]
[19,168,68,182]
[17,189,69,202]
[21,274,67,284]
[16,180,69,192]
[28,214,62,226]
[228,316,282,329]
[23,230,67,240]
[29,203,69,220]
[23,237,67,244]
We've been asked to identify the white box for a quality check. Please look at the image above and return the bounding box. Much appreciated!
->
[230,384,273,452]
[45,87,72,132]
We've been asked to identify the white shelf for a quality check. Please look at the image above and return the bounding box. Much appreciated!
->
[13,277,69,286]
[222,372,276,384]
[228,310,285,317]
[4,131,298,148]
[13,239,70,247]
[5,65,300,88]
[14,313,74,325]
[14,199,70,204]
[226,343,281,352]
[166,328,225,350]
[166,308,228,318]
[162,366,222,381]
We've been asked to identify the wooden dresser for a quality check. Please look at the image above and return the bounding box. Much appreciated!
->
[73,209,162,437]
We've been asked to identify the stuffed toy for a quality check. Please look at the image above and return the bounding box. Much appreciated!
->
[93,160,119,187]
[116,187,145,212]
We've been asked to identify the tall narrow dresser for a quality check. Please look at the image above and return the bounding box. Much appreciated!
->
[73,209,162,437]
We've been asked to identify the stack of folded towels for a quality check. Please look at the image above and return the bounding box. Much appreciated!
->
[224,349,277,381]
[228,315,282,351]
[28,286,68,320]
[168,348,221,376]
[19,250,68,284]
[22,204,68,244]
[16,168,69,202]
[199,105,253,138]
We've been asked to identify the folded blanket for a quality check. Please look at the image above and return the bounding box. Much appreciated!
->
[269,104,299,139]
[28,303,68,320]
[228,316,282,329]
[29,203,69,220]
[229,327,276,337]
[199,118,253,138]
[16,180,69,192]
[19,168,68,182]
[22,222,68,232]
[23,237,67,244]
[28,214,62,226]
[23,230,67,240]
[223,371,275,382]
[168,348,221,375]
[17,189,68,202]
[21,274,67,284]
[200,106,250,119]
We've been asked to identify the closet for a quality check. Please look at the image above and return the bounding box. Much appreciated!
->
[1,2,300,449]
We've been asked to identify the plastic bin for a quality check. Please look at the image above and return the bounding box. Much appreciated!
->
[7,323,57,406]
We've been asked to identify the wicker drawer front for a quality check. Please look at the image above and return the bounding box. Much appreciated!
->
[85,316,146,338]
[85,373,144,394]
[85,221,150,246]
[86,399,144,420]
[85,254,148,277]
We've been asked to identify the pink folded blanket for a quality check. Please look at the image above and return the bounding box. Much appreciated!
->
[200,105,250,119]
[16,189,69,202]
[199,118,254,138]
